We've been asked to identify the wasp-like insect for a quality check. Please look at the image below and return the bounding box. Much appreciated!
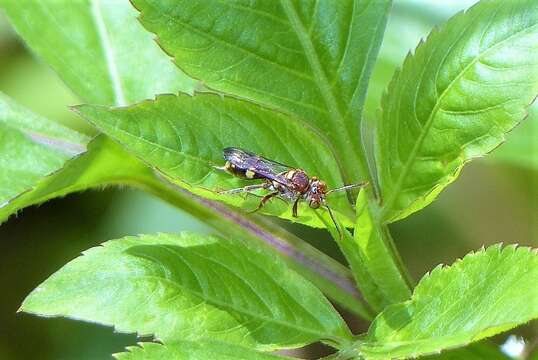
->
[217,147,367,228]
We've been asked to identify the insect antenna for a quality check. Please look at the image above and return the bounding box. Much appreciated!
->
[326,181,368,195]
[324,203,342,239]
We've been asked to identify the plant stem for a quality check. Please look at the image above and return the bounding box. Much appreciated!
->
[340,139,414,309]
[138,171,375,320]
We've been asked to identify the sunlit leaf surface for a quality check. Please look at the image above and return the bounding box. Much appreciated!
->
[376,0,538,222]
[21,232,352,350]
[357,245,538,359]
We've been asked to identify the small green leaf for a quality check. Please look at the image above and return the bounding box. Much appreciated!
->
[21,232,352,350]
[114,341,292,360]
[131,0,392,185]
[377,0,538,222]
[0,92,88,209]
[75,94,354,228]
[357,245,538,359]
[0,0,196,106]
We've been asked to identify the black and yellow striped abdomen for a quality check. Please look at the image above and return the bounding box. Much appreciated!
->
[223,161,265,180]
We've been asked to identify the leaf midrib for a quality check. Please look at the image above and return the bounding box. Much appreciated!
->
[279,0,345,128]
[89,0,127,106]
[279,0,363,186]
[381,20,538,221]
[0,120,87,156]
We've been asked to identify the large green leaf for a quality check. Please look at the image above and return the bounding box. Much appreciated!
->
[115,341,292,360]
[75,94,354,228]
[376,0,538,222]
[131,0,392,185]
[365,0,538,172]
[0,92,88,209]
[0,0,196,106]
[21,232,352,350]
[356,245,538,359]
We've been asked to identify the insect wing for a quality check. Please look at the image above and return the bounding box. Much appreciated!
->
[223,147,293,185]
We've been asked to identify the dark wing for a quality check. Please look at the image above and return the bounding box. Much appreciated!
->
[223,147,293,185]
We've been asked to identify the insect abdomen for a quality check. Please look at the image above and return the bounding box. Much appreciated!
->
[224,161,264,179]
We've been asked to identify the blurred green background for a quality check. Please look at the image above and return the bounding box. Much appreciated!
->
[0,1,536,359]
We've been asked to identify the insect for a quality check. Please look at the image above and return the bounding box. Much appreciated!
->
[216,147,367,229]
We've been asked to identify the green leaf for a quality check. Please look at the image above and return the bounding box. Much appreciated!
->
[75,94,354,228]
[0,0,372,318]
[367,1,538,172]
[130,0,392,185]
[376,0,538,222]
[357,245,538,359]
[114,341,292,360]
[21,232,352,350]
[0,92,88,208]
[0,136,156,223]
[0,0,196,106]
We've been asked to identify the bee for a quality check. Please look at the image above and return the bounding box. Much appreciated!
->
[217,147,367,228]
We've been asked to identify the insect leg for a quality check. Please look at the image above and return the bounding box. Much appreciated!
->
[248,191,279,214]
[218,184,267,195]
[292,198,300,218]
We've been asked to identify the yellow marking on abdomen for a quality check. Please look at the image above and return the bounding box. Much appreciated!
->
[245,169,256,179]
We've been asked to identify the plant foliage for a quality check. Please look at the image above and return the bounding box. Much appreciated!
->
[0,0,537,359]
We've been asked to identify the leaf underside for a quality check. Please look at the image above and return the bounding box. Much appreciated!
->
[423,341,511,360]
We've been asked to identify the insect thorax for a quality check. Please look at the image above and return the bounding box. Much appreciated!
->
[284,169,310,193]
